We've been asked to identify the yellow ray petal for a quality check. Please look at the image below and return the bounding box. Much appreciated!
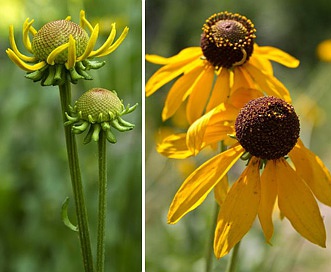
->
[205,68,230,112]
[47,42,69,65]
[289,139,331,206]
[244,62,292,103]
[214,175,229,207]
[8,25,36,63]
[23,18,35,54]
[232,66,256,92]
[65,35,76,69]
[214,157,261,258]
[79,10,93,32]
[186,103,238,155]
[258,160,278,244]
[277,158,326,247]
[156,133,193,159]
[186,65,215,123]
[94,26,129,57]
[161,64,204,121]
[146,58,202,96]
[77,24,99,61]
[254,45,300,68]
[146,47,202,65]
[6,49,46,72]
[167,144,244,224]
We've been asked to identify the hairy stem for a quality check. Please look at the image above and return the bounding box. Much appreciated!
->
[59,81,94,272]
[96,130,107,272]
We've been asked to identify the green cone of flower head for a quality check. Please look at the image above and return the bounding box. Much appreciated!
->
[65,88,138,144]
[32,20,89,64]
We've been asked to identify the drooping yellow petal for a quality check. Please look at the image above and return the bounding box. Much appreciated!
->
[8,25,36,63]
[214,175,229,207]
[258,160,278,244]
[277,158,326,247]
[156,133,194,159]
[23,18,35,53]
[6,49,46,72]
[146,47,202,65]
[254,45,300,68]
[168,144,244,224]
[232,65,256,92]
[214,157,261,258]
[186,103,238,155]
[47,42,69,65]
[227,87,262,109]
[79,10,93,32]
[289,139,331,206]
[244,62,292,103]
[65,35,76,69]
[161,64,204,121]
[146,57,202,97]
[186,65,215,123]
[205,68,230,112]
[77,24,99,61]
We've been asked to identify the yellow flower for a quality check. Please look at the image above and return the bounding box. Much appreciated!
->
[167,96,331,258]
[6,10,129,85]
[316,39,331,62]
[146,12,299,124]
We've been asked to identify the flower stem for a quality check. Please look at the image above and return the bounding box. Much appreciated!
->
[58,81,94,272]
[225,241,241,272]
[205,202,219,272]
[96,130,107,272]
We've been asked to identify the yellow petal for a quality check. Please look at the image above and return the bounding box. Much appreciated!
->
[258,160,278,244]
[65,35,76,69]
[6,49,46,72]
[47,42,69,65]
[228,87,262,109]
[244,62,292,103]
[277,158,326,247]
[8,25,36,63]
[167,144,244,224]
[186,103,238,155]
[214,157,261,258]
[146,47,202,65]
[289,139,331,206]
[232,65,255,92]
[214,175,229,207]
[205,68,230,112]
[145,58,202,97]
[254,45,300,68]
[186,65,215,123]
[77,24,99,61]
[156,133,193,159]
[23,18,35,54]
[161,64,204,121]
[317,39,331,62]
[79,10,93,32]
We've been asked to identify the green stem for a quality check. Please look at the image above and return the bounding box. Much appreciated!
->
[96,130,107,272]
[205,202,219,272]
[225,241,241,272]
[58,81,94,272]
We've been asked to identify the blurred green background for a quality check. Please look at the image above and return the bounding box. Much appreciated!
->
[0,0,141,271]
[146,0,331,271]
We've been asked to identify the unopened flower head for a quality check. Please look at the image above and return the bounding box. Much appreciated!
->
[6,10,129,86]
[65,88,138,144]
[201,12,256,69]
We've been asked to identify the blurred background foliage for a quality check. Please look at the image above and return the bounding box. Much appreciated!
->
[0,0,141,271]
[146,0,331,271]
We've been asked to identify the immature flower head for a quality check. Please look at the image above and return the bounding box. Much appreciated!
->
[32,20,89,64]
[201,11,256,69]
[65,88,138,144]
[235,96,300,160]
[6,10,129,86]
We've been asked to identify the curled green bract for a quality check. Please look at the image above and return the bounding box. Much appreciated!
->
[65,88,138,144]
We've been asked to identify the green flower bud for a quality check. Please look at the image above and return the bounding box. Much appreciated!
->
[65,88,138,144]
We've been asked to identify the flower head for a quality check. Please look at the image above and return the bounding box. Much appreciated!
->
[65,88,137,144]
[6,10,129,86]
[146,11,299,124]
[167,96,331,258]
